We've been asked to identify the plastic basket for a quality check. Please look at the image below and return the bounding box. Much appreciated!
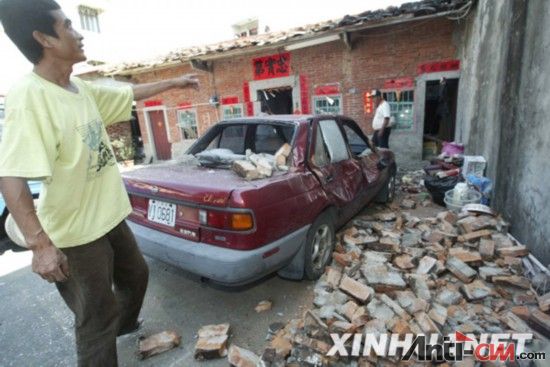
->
[444,189,482,212]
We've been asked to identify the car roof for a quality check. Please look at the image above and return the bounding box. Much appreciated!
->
[218,114,350,126]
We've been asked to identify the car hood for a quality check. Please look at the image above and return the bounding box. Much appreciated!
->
[123,163,259,207]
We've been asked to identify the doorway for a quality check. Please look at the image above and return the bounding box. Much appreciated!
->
[146,109,171,160]
[422,77,459,159]
[257,87,293,115]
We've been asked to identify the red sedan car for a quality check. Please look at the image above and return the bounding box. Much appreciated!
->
[123,115,396,285]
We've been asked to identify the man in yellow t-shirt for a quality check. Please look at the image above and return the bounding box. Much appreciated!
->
[0,1,200,365]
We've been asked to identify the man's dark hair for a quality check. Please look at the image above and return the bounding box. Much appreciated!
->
[0,0,61,64]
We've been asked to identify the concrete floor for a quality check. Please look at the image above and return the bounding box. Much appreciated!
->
[0,238,315,367]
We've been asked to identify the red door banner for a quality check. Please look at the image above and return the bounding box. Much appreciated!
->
[417,59,460,74]
[253,53,291,80]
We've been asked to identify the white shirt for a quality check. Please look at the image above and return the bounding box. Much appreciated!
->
[372,100,391,130]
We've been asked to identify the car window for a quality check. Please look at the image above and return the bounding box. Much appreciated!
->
[255,124,294,154]
[343,125,369,156]
[218,125,246,154]
[313,126,330,167]
[319,119,349,163]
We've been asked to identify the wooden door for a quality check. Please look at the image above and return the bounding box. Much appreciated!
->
[148,110,171,160]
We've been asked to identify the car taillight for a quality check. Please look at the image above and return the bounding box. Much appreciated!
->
[198,209,254,231]
[129,195,148,215]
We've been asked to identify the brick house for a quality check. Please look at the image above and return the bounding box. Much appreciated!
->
[88,0,469,164]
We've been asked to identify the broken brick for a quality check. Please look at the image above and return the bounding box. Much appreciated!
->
[428,303,448,327]
[414,311,441,334]
[269,331,292,358]
[529,310,550,338]
[416,256,437,275]
[501,311,532,334]
[461,280,492,301]
[458,229,493,243]
[393,254,415,270]
[379,293,411,321]
[448,248,483,266]
[395,290,429,314]
[293,335,331,355]
[479,238,495,260]
[511,306,531,321]
[361,264,407,292]
[392,318,412,335]
[492,275,531,289]
[232,160,262,180]
[496,245,529,258]
[409,275,431,301]
[195,324,230,360]
[138,331,181,360]
[325,267,342,289]
[339,275,373,303]
[446,257,477,283]
[330,320,356,333]
[366,298,396,328]
[228,345,261,367]
[538,292,550,312]
[375,212,397,222]
[341,300,359,321]
[400,199,416,210]
[333,252,352,267]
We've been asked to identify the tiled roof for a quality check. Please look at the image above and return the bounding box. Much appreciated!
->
[99,0,469,76]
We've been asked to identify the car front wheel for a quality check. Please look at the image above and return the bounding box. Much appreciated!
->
[375,170,396,203]
[304,211,335,280]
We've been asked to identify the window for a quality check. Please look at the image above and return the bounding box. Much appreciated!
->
[313,127,330,167]
[177,110,198,139]
[254,124,293,154]
[78,6,101,33]
[318,119,349,163]
[382,90,414,130]
[219,125,246,154]
[313,95,342,115]
[222,104,243,120]
[343,124,369,156]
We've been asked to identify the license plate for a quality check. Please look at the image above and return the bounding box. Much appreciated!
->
[147,200,176,227]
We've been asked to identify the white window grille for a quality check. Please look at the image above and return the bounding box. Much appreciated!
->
[382,90,414,130]
[313,95,342,115]
[78,5,101,33]
[177,110,198,139]
[222,104,243,120]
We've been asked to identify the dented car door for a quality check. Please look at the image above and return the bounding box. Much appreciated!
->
[308,118,364,220]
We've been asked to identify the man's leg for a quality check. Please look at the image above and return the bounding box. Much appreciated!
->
[372,130,380,147]
[107,221,149,336]
[56,238,119,367]
[380,127,391,148]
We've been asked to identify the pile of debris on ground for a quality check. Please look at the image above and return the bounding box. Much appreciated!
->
[254,201,550,366]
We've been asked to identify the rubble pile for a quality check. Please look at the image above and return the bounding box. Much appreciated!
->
[232,144,291,180]
[257,201,550,366]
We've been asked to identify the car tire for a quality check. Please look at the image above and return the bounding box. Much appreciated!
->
[304,211,335,280]
[375,170,396,203]
[0,210,7,238]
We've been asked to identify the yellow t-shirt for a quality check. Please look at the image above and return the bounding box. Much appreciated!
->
[0,73,134,248]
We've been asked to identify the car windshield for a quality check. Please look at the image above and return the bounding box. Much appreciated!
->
[192,122,295,168]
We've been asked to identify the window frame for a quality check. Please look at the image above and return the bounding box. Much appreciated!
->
[381,89,414,130]
[177,109,198,140]
[78,6,101,33]
[312,94,343,115]
[222,104,244,120]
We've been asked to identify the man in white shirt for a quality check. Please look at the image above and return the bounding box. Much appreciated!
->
[370,89,392,148]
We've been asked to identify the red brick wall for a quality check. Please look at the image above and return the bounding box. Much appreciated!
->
[132,18,457,150]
